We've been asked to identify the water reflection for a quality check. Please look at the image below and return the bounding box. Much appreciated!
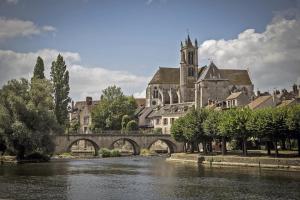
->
[0,157,299,200]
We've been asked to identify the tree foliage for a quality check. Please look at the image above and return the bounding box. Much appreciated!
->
[91,86,137,131]
[50,54,70,128]
[0,78,59,159]
[32,56,45,80]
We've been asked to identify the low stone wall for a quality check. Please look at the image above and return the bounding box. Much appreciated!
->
[0,156,17,164]
[167,153,300,170]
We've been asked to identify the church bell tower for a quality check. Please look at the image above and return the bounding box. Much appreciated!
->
[180,35,198,103]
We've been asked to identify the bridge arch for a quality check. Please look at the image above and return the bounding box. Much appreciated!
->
[110,138,140,155]
[67,138,100,156]
[147,138,177,154]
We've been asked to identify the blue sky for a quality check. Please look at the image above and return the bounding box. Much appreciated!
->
[0,0,300,100]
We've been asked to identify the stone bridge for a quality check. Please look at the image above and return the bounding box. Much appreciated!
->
[53,133,184,155]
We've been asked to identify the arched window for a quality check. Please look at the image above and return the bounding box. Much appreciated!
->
[153,87,159,98]
[188,67,194,77]
[188,52,194,65]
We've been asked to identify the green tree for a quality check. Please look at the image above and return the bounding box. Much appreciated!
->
[286,105,300,156]
[171,117,187,152]
[204,110,227,155]
[92,86,137,131]
[32,56,45,80]
[126,120,138,131]
[50,54,70,129]
[121,115,131,131]
[0,78,59,159]
[171,108,208,153]
[70,118,80,133]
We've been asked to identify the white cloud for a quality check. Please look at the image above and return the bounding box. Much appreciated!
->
[198,12,300,92]
[0,17,56,39]
[0,49,149,101]
[5,0,18,4]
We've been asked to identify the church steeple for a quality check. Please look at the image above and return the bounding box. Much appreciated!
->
[180,35,199,103]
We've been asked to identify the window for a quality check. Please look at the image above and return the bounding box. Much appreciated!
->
[83,116,89,125]
[156,118,160,125]
[163,118,168,125]
[188,67,194,77]
[188,52,194,64]
[153,88,159,98]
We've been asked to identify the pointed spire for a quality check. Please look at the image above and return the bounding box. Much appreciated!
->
[195,39,198,47]
[180,41,183,48]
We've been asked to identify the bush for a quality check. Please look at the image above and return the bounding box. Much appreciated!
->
[25,152,50,161]
[140,148,156,156]
[99,148,111,158]
[99,148,121,157]
[110,149,121,157]
[153,128,162,134]
[126,120,138,131]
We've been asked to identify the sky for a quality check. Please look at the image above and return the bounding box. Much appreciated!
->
[0,0,300,101]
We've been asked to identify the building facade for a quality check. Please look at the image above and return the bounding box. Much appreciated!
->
[140,35,255,133]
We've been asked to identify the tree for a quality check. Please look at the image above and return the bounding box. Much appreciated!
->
[204,110,227,155]
[50,54,70,129]
[121,115,131,131]
[171,117,187,152]
[286,105,300,156]
[92,86,137,131]
[126,120,138,131]
[70,118,80,133]
[171,108,208,153]
[0,78,58,159]
[32,56,45,80]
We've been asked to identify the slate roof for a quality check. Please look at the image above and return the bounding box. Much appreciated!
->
[149,67,180,84]
[149,63,252,86]
[220,69,252,85]
[226,92,243,100]
[247,95,272,110]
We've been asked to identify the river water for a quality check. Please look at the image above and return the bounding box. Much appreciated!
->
[0,156,300,200]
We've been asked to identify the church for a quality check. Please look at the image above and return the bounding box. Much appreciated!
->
[137,35,254,134]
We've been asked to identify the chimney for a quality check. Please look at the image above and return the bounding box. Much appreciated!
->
[86,96,93,106]
[71,101,74,110]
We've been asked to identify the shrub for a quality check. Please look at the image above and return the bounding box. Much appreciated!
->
[153,128,162,134]
[140,148,156,156]
[25,152,50,161]
[99,148,111,158]
[126,120,138,131]
[110,149,121,157]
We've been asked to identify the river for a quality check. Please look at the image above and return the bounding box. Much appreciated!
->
[0,156,300,200]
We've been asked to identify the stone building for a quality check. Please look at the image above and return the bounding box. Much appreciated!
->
[139,35,254,133]
[69,97,100,134]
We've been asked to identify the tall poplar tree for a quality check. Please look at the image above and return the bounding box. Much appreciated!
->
[50,54,70,129]
[32,56,45,80]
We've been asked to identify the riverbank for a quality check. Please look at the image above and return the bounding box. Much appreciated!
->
[167,153,300,171]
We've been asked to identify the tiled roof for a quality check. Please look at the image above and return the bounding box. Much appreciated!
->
[247,95,272,110]
[149,67,180,84]
[226,92,243,100]
[277,99,296,107]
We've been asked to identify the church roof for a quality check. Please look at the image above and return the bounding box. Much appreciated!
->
[149,67,180,85]
[197,62,252,85]
[219,69,252,85]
